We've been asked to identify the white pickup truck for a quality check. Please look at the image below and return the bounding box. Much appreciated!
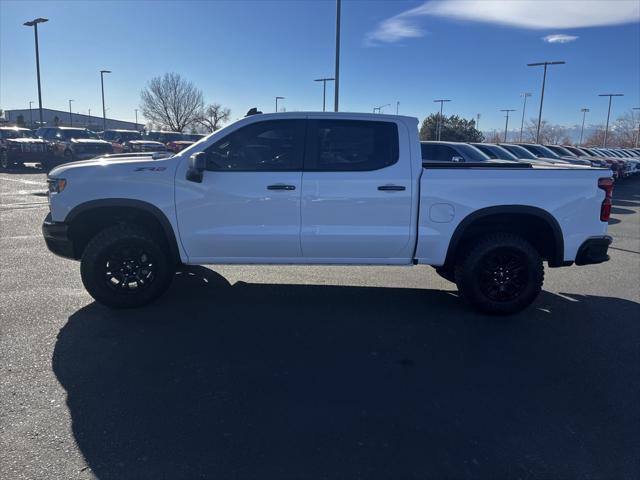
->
[43,112,613,314]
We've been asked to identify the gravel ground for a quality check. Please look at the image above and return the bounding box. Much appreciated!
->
[1,168,639,480]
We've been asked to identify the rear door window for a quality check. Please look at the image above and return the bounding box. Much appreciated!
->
[305,120,399,171]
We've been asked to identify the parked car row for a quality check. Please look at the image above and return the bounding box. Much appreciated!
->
[420,140,640,180]
[0,126,208,170]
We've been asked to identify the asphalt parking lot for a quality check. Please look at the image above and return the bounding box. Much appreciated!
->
[1,167,639,480]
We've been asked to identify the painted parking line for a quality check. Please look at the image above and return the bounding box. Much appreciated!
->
[0,177,45,186]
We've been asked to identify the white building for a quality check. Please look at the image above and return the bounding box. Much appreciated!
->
[3,108,141,131]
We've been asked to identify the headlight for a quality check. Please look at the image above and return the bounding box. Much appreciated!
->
[47,178,67,194]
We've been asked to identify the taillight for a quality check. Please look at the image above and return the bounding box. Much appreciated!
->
[598,177,614,222]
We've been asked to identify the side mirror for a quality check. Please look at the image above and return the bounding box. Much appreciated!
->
[186,152,207,183]
[451,156,464,163]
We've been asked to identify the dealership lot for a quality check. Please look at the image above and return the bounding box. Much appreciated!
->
[1,169,639,479]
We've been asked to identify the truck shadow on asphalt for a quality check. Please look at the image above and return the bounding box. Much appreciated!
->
[53,266,640,479]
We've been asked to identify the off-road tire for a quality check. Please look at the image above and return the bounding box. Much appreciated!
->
[454,233,544,315]
[80,224,174,308]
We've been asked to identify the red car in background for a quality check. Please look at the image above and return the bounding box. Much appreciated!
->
[101,129,143,153]
[167,140,195,153]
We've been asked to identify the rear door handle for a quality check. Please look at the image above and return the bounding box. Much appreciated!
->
[267,184,296,191]
[378,185,406,191]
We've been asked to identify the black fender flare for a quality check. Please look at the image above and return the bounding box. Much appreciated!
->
[443,205,565,267]
[65,198,182,263]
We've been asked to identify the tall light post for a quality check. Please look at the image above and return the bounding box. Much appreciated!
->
[396,101,400,115]
[135,109,138,130]
[500,109,516,142]
[334,0,341,112]
[24,18,48,126]
[433,99,451,141]
[87,108,91,128]
[598,93,624,147]
[476,113,481,131]
[579,108,589,146]
[275,96,285,113]
[100,70,111,131]
[527,61,565,143]
[314,78,334,112]
[68,99,74,126]
[519,92,532,141]
[633,107,640,148]
[28,101,34,127]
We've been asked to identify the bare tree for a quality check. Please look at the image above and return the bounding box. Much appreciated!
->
[612,111,638,147]
[584,128,609,147]
[485,131,503,143]
[140,73,204,132]
[523,119,568,144]
[197,104,231,133]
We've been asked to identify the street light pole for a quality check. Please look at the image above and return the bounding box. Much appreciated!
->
[68,99,74,126]
[527,61,565,143]
[29,101,34,127]
[314,78,334,112]
[334,0,341,112]
[579,108,589,146]
[433,99,451,141]
[24,18,48,126]
[500,109,516,142]
[135,109,138,131]
[100,70,111,131]
[476,113,481,131]
[519,92,532,141]
[633,107,640,148]
[396,101,400,115]
[598,94,624,147]
[275,96,285,113]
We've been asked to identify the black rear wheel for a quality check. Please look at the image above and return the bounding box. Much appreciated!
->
[80,225,174,308]
[454,233,543,315]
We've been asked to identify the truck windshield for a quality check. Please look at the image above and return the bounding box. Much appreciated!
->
[454,144,491,162]
[119,131,142,141]
[61,129,98,140]
[547,145,575,157]
[1,129,36,139]
[499,144,537,159]
[472,144,518,161]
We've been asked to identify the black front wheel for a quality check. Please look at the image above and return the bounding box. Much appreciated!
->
[80,225,174,308]
[454,233,543,315]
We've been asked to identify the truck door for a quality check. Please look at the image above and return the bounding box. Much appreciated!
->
[300,119,414,261]
[175,119,305,261]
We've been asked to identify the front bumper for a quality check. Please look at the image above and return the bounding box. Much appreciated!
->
[575,236,612,266]
[42,213,75,259]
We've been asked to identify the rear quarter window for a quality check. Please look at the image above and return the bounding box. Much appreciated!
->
[306,120,399,171]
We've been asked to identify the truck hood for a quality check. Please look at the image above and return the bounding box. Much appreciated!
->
[70,138,110,145]
[7,137,46,144]
[128,140,164,146]
[48,155,166,177]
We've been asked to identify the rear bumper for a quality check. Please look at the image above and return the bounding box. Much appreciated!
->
[575,236,612,266]
[42,213,75,259]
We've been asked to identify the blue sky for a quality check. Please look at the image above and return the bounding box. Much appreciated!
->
[1,0,638,131]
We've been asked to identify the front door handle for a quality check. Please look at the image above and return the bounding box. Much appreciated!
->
[267,184,296,191]
[378,185,406,191]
